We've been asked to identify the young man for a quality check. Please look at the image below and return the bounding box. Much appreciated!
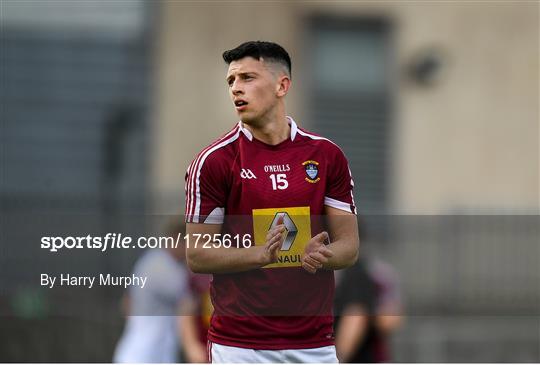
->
[185,41,359,363]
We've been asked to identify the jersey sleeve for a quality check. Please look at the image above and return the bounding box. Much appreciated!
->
[185,153,228,224]
[325,145,357,214]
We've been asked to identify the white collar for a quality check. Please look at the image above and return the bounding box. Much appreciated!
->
[238,116,298,142]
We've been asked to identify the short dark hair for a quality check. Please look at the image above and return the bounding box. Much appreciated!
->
[222,41,291,77]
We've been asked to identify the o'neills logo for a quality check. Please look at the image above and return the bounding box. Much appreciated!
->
[264,164,290,173]
[302,160,320,183]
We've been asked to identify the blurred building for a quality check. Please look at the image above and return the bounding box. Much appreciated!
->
[152,1,538,215]
[1,1,538,362]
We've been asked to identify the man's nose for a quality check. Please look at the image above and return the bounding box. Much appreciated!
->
[231,80,243,95]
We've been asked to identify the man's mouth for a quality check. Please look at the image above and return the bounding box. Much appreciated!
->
[234,100,248,111]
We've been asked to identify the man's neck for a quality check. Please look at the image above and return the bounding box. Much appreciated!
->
[243,115,290,146]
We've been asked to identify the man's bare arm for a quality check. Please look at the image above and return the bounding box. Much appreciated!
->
[302,206,359,273]
[179,313,207,363]
[335,304,369,363]
[324,206,359,269]
[186,222,285,274]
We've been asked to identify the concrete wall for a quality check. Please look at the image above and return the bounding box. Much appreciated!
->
[392,2,539,213]
[151,1,538,214]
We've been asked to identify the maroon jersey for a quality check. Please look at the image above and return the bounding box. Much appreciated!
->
[185,117,356,349]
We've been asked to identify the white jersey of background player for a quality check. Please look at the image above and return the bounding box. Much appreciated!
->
[113,248,189,363]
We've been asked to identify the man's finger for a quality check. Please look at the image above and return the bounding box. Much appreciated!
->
[266,232,283,247]
[313,231,329,244]
[304,255,323,268]
[302,262,317,274]
[317,247,334,258]
[308,252,329,265]
[266,224,285,241]
[268,239,281,253]
[265,240,282,263]
[266,226,285,245]
[273,230,286,245]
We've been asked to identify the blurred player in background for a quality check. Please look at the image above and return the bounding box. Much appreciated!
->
[184,41,359,363]
[113,220,190,363]
[334,252,402,362]
[180,272,213,363]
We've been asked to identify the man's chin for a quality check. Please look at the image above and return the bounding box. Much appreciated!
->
[240,115,258,126]
[239,111,267,128]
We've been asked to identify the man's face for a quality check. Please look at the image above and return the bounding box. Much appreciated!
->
[226,57,281,124]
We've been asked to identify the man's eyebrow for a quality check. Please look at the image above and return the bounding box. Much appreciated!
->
[226,71,258,81]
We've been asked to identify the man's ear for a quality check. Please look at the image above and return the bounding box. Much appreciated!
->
[276,76,291,97]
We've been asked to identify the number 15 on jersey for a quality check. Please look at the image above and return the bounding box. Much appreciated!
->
[269,173,288,190]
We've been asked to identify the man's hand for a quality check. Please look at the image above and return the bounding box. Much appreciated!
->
[258,224,286,266]
[186,222,287,274]
[301,231,334,274]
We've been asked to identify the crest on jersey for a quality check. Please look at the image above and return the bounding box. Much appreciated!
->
[302,160,320,183]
